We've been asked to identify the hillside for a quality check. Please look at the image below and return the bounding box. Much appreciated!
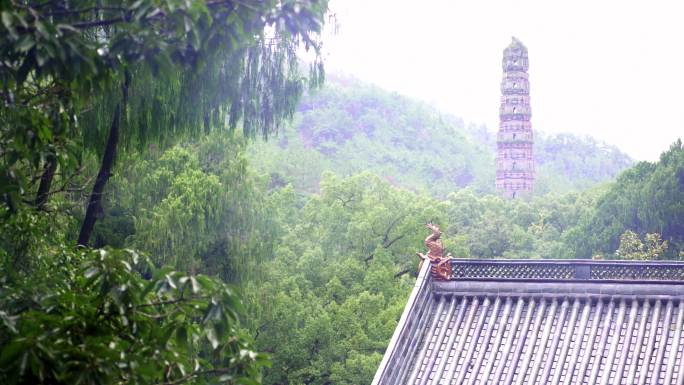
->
[251,76,633,196]
[467,126,636,194]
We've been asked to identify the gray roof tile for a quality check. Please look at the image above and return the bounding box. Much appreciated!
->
[373,260,684,385]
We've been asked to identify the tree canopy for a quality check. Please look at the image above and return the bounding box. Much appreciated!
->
[0,1,330,384]
[1,0,327,238]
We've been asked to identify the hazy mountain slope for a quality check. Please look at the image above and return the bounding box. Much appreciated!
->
[535,134,635,193]
[251,77,633,196]
[466,126,634,194]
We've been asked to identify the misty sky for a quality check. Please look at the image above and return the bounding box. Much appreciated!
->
[321,0,684,161]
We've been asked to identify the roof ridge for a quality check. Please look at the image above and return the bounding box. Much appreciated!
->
[448,258,684,282]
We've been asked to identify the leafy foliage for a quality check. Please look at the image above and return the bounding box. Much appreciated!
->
[252,172,445,385]
[614,230,668,260]
[8,132,671,385]
[1,0,328,224]
[242,140,679,383]
[567,139,684,258]
[1,1,331,384]
[0,245,268,385]
[94,132,276,283]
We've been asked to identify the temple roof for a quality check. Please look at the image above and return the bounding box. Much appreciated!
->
[372,259,684,385]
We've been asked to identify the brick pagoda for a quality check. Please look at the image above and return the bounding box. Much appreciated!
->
[496,37,534,198]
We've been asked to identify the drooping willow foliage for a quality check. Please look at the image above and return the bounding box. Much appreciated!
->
[99,133,277,284]
[1,0,329,216]
[0,2,330,383]
[81,35,323,157]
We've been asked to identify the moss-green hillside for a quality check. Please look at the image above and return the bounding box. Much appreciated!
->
[251,76,633,196]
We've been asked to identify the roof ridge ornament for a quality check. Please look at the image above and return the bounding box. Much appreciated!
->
[416,223,453,280]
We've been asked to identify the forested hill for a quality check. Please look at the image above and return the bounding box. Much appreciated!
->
[251,76,633,196]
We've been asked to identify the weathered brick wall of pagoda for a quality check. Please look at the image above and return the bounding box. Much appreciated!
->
[496,37,534,198]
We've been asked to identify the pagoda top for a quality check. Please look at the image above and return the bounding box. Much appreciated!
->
[508,36,527,50]
[502,37,529,71]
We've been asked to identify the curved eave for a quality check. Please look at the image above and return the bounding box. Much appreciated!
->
[371,261,432,385]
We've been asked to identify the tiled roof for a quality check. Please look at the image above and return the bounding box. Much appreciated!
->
[372,259,684,385]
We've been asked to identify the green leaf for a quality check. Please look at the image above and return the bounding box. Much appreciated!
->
[236,377,260,385]
[190,276,200,294]
[0,340,25,366]
[84,266,99,278]
[56,24,79,33]
[34,21,49,38]
[165,274,177,289]
[130,0,144,9]
[1,11,13,30]
[160,324,175,346]
[206,325,219,349]
[36,48,48,66]
[2,15,18,39]
[0,311,18,333]
[16,36,35,53]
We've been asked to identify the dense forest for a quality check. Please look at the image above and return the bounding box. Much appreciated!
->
[1,1,683,385]
[95,135,683,384]
[0,1,327,384]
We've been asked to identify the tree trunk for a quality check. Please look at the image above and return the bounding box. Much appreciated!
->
[77,104,121,246]
[33,154,57,209]
[77,72,130,246]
